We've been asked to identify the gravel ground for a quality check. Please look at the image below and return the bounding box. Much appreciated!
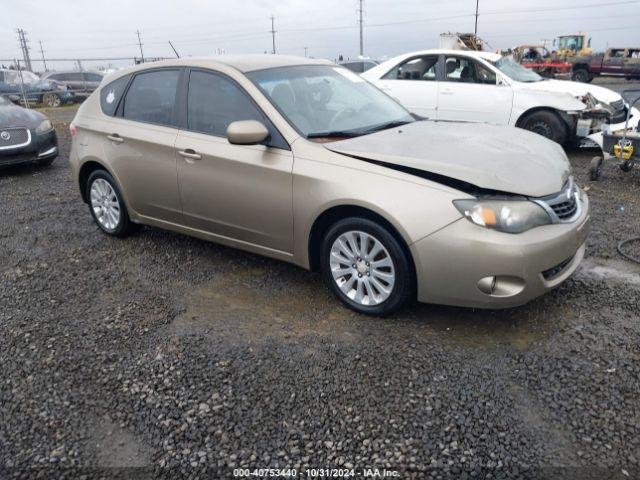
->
[1,96,639,480]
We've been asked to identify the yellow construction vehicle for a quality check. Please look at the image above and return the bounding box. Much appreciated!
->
[554,33,593,58]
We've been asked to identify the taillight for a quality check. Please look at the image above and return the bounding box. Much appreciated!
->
[70,123,77,138]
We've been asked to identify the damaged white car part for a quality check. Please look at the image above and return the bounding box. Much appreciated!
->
[362,50,640,147]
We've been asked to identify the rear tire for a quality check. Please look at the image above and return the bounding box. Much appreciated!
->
[520,111,568,145]
[86,170,135,237]
[320,217,415,316]
[572,68,590,83]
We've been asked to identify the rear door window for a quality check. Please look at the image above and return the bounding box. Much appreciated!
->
[100,74,131,116]
[122,69,180,126]
[384,56,439,81]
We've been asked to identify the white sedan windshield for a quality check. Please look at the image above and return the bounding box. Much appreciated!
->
[248,65,414,137]
[493,57,543,83]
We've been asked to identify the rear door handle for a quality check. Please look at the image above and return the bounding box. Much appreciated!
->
[178,149,202,161]
[107,134,124,143]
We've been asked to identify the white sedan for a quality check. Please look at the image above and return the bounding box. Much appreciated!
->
[362,49,640,147]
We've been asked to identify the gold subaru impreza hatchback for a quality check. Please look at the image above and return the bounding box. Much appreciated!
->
[70,55,590,315]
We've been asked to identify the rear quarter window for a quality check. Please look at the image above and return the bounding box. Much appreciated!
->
[100,75,131,116]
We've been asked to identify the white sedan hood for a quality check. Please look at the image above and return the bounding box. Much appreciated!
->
[325,121,571,198]
[518,79,622,104]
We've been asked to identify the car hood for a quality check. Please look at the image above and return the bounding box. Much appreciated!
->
[517,79,622,104]
[0,104,46,128]
[324,121,570,198]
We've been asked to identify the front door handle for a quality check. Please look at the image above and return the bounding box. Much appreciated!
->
[178,149,202,161]
[107,133,124,143]
[440,88,454,95]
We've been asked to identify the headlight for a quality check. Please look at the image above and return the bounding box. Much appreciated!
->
[36,119,53,134]
[453,199,551,234]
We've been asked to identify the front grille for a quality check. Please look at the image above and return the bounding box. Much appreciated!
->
[611,99,624,111]
[535,177,581,223]
[542,254,575,280]
[0,127,30,149]
[551,196,578,220]
[607,105,629,124]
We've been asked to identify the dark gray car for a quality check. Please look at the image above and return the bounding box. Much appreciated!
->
[0,95,58,167]
[40,71,103,98]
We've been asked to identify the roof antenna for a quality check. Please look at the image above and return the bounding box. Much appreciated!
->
[168,41,180,58]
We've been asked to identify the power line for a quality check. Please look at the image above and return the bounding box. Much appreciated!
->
[270,15,276,54]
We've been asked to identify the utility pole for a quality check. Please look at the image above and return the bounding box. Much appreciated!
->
[136,30,145,63]
[39,40,47,71]
[269,15,276,54]
[16,29,33,71]
[304,46,308,57]
[474,0,479,35]
[357,0,365,57]
[168,41,180,58]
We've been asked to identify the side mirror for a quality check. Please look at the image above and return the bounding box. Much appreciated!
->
[226,120,269,145]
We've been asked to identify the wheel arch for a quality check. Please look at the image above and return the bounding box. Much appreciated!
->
[515,107,576,144]
[307,204,416,278]
[78,159,118,204]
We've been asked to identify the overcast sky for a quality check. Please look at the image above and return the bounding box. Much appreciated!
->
[1,0,639,71]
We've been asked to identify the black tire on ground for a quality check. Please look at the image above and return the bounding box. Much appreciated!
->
[320,217,415,316]
[589,156,604,181]
[86,169,136,237]
[520,110,568,145]
[572,68,590,83]
[620,160,634,172]
[42,93,62,108]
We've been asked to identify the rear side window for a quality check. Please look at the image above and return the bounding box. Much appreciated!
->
[85,73,103,82]
[100,75,131,116]
[187,70,265,136]
[122,70,180,126]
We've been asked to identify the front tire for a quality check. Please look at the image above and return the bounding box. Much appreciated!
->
[87,170,135,237]
[520,111,568,145]
[43,93,61,108]
[320,217,415,316]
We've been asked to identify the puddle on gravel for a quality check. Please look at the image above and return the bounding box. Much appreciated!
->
[90,415,153,469]
[578,257,640,286]
[169,267,564,351]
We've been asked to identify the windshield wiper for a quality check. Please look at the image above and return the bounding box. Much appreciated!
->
[359,119,412,134]
[307,130,363,139]
[307,120,413,139]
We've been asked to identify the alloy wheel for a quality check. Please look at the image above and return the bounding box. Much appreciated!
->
[329,230,395,306]
[90,178,121,231]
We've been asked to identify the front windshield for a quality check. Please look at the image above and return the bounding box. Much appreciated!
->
[248,65,414,137]
[493,57,543,83]
[3,70,40,84]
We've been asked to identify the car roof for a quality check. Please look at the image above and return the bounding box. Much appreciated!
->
[108,55,333,79]
[392,49,502,62]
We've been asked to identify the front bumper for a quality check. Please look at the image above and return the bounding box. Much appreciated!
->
[586,107,640,149]
[410,191,590,308]
[0,128,58,167]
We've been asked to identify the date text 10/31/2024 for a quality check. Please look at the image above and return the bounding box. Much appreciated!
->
[233,468,400,478]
